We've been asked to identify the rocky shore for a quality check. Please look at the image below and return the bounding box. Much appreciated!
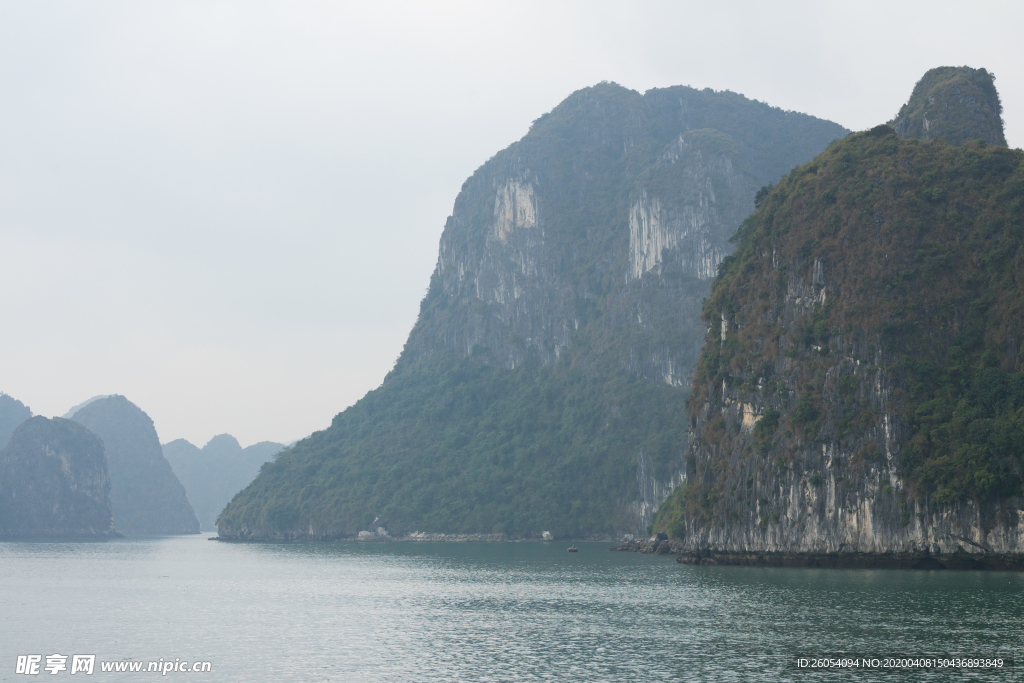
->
[673,550,1024,571]
[608,534,1024,570]
[608,533,682,555]
[378,531,510,542]
[214,528,608,543]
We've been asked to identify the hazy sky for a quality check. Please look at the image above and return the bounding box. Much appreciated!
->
[1,1,1021,448]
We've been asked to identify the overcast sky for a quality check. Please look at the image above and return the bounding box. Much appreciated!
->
[1,1,1021,448]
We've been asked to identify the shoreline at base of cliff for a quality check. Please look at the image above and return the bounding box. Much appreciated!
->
[212,532,620,543]
[608,537,1024,570]
[0,530,124,541]
[674,550,1024,571]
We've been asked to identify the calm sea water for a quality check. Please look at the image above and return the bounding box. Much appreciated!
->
[1,534,1021,682]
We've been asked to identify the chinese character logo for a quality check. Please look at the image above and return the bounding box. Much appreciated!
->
[44,655,68,675]
[15,655,41,675]
[70,655,95,675]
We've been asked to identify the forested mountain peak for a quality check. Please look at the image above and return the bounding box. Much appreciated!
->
[889,66,1006,147]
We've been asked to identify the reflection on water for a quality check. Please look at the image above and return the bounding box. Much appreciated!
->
[1,536,1021,681]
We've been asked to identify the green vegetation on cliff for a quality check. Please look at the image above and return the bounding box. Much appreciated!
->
[220,351,689,537]
[890,66,1006,147]
[654,125,1024,538]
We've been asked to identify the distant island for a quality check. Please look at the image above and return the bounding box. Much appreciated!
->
[0,416,118,538]
[163,435,285,531]
[1,390,283,538]
[70,395,199,535]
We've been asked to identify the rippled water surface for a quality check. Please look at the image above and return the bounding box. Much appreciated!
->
[2,535,1022,681]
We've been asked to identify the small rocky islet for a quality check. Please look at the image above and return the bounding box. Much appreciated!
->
[0,394,201,537]
[0,415,118,538]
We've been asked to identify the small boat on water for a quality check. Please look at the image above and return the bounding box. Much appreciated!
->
[567,545,578,552]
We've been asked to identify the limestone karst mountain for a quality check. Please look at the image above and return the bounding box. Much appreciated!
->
[889,66,1006,147]
[653,68,1024,568]
[0,393,32,450]
[219,81,848,541]
[0,416,118,538]
[163,434,285,531]
[71,395,199,534]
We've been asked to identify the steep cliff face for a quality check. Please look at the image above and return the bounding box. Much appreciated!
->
[653,111,1024,567]
[219,82,848,541]
[72,395,199,534]
[890,66,1006,147]
[402,86,846,377]
[0,416,118,538]
[163,434,284,531]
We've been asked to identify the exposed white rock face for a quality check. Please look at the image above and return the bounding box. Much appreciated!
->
[629,190,729,281]
[628,136,750,282]
[431,173,575,369]
[630,447,687,533]
[493,180,537,242]
[628,192,664,279]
